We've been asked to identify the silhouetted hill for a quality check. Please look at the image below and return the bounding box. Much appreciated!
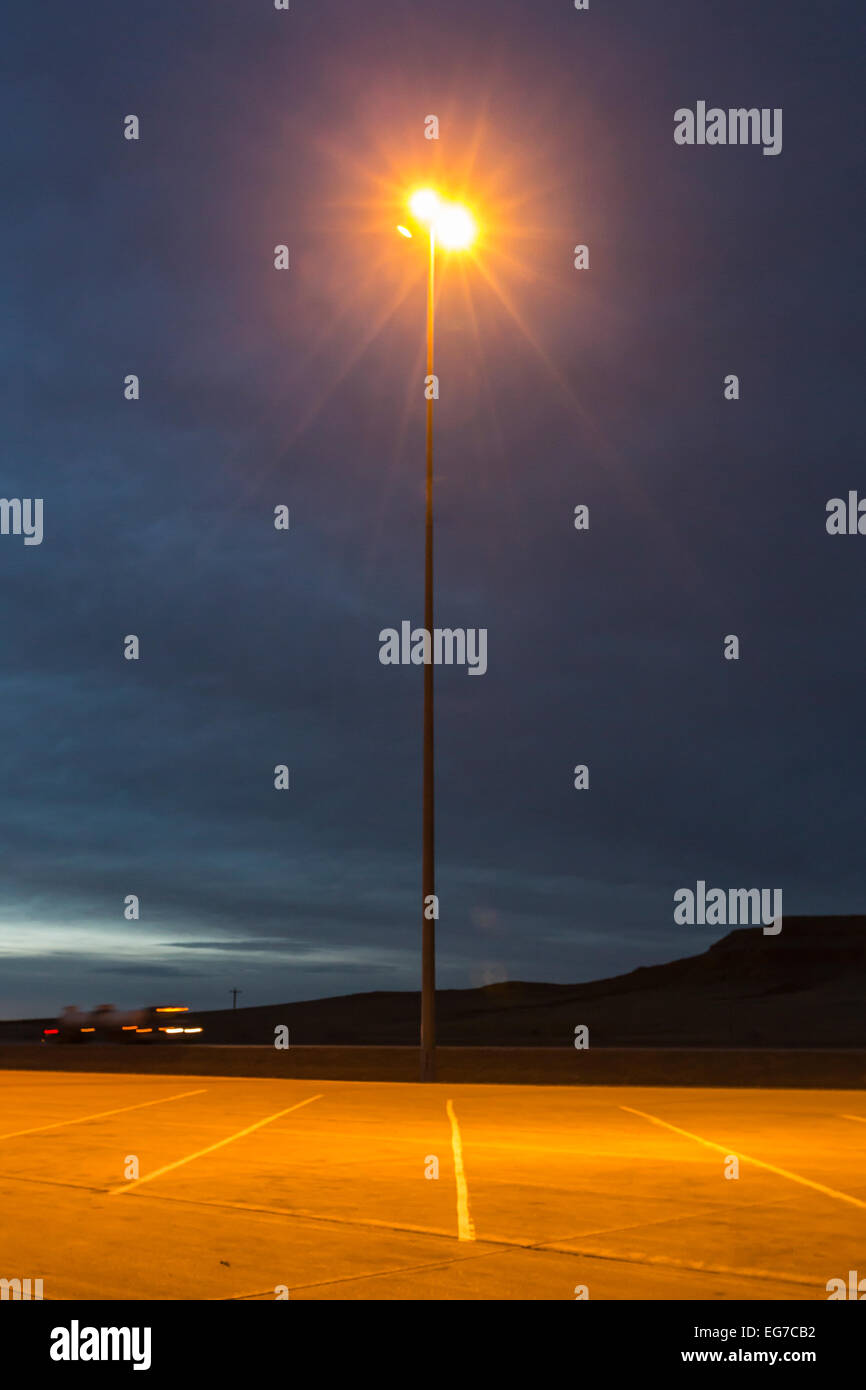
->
[4,916,864,1047]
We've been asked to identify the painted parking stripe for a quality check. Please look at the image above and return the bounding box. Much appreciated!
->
[622,1104,866,1209]
[446,1098,476,1241]
[0,1089,207,1141]
[109,1093,323,1194]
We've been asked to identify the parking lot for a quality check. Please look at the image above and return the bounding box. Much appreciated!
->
[1,1070,864,1299]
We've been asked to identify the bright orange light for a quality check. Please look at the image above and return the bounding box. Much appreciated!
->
[396,225,412,239]
[80,1027,95,1033]
[135,1027,152,1033]
[161,1027,184,1034]
[155,1006,188,1013]
[183,1027,203,1034]
[434,203,476,250]
[408,189,441,222]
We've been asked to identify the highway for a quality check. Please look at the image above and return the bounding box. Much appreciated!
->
[1,1071,864,1299]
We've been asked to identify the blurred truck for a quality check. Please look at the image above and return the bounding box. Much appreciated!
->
[42,1004,203,1043]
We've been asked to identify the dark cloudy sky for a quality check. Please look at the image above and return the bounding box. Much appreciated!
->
[1,0,863,1017]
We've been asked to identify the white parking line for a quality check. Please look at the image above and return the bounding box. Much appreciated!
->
[0,1089,207,1141]
[622,1104,866,1209]
[446,1099,476,1242]
[109,1093,323,1194]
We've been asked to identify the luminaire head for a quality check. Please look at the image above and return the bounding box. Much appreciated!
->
[408,188,442,223]
[433,203,476,250]
[400,189,477,250]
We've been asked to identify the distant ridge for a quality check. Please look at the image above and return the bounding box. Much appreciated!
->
[3,916,864,1047]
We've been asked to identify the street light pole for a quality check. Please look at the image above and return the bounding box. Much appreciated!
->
[420,224,436,1083]
[400,189,475,1084]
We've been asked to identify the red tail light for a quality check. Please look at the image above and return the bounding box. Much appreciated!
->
[43,1028,59,1035]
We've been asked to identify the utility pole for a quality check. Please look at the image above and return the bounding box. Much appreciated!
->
[229,988,241,1010]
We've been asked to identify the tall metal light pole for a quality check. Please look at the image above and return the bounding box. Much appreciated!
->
[398,192,477,1084]
[420,222,436,1083]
